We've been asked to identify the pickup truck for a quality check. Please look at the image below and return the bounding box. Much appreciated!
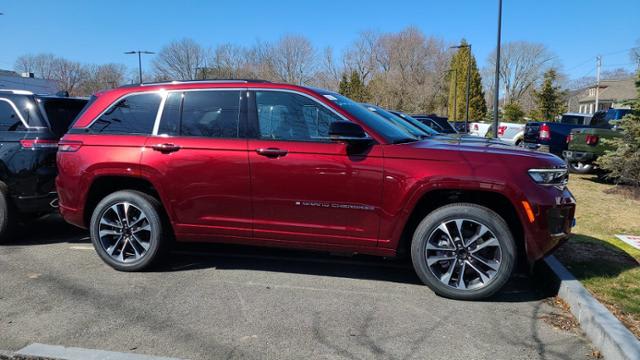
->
[562,109,632,173]
[523,113,596,156]
[469,122,525,146]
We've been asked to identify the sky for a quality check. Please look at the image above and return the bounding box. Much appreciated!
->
[0,0,638,80]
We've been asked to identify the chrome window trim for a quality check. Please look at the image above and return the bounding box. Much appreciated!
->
[151,91,168,136]
[0,97,32,129]
[151,88,245,137]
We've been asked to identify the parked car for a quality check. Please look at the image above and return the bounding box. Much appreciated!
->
[57,80,575,300]
[0,89,87,240]
[523,113,596,156]
[469,122,525,146]
[411,114,458,134]
[388,110,509,145]
[451,121,470,133]
[563,109,632,173]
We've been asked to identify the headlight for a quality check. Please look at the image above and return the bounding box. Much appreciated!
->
[528,168,568,186]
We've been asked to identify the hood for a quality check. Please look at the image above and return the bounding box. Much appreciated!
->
[434,133,509,146]
[388,136,564,167]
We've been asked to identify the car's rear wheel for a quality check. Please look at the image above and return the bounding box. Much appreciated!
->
[90,190,167,271]
[411,203,516,300]
[0,189,12,243]
[567,161,594,174]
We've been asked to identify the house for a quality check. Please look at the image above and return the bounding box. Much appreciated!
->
[577,77,636,114]
[0,69,58,94]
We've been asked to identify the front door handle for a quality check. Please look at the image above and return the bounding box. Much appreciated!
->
[152,143,181,154]
[256,148,288,158]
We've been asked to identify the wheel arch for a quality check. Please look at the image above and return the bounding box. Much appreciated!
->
[397,188,526,267]
[83,175,166,228]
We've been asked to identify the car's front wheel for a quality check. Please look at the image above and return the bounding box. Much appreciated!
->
[411,203,516,300]
[90,190,167,271]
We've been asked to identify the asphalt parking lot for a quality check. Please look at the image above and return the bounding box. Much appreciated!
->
[0,215,594,360]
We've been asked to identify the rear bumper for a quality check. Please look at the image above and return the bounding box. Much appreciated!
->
[12,192,58,214]
[562,150,596,163]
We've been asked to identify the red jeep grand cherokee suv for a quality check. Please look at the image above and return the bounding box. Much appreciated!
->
[56,80,575,300]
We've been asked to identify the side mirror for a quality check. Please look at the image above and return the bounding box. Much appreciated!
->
[329,121,370,143]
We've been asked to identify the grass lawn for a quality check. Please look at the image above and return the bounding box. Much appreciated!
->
[554,174,640,338]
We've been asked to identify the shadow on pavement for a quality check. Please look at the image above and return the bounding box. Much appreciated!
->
[3,214,549,303]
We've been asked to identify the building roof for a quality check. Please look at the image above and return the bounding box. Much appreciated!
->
[578,77,636,103]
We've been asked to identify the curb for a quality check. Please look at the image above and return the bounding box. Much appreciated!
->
[1,344,184,360]
[539,255,640,360]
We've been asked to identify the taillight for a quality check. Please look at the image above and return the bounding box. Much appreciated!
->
[585,134,599,146]
[20,139,58,149]
[58,140,83,152]
[566,134,574,143]
[498,126,507,136]
[539,124,551,141]
[473,124,478,130]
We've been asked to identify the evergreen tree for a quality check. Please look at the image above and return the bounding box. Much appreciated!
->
[532,69,566,121]
[447,40,487,120]
[337,70,370,102]
[503,101,525,122]
[598,71,640,185]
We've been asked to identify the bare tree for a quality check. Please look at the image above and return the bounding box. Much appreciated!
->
[311,46,342,91]
[52,58,86,95]
[152,38,210,80]
[267,35,316,85]
[485,41,556,103]
[14,53,58,79]
[79,63,127,95]
[343,31,380,83]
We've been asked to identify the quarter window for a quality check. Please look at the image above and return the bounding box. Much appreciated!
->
[180,91,240,138]
[0,100,26,132]
[255,91,342,141]
[90,93,161,135]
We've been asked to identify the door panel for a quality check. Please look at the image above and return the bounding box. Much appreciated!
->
[140,90,252,239]
[142,137,251,237]
[249,140,383,246]
[247,90,383,247]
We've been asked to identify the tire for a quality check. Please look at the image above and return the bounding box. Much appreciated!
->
[411,203,516,300]
[566,160,594,174]
[90,190,168,271]
[0,189,12,243]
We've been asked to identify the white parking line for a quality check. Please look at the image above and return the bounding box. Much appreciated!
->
[69,245,94,251]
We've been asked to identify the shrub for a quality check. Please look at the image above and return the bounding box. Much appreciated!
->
[597,72,640,185]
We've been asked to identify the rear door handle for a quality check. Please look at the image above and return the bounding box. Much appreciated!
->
[256,148,288,158]
[152,143,180,154]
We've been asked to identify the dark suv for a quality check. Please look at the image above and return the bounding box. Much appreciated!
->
[56,80,575,300]
[0,89,87,240]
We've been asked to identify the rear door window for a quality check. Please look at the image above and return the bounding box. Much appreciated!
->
[0,99,27,132]
[180,91,241,138]
[90,93,162,135]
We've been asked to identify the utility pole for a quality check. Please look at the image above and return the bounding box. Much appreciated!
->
[493,0,503,139]
[594,55,601,114]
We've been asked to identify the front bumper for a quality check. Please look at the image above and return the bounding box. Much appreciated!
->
[522,187,576,262]
[562,150,596,163]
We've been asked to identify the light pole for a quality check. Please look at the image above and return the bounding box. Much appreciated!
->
[450,43,472,129]
[493,0,503,139]
[124,50,155,84]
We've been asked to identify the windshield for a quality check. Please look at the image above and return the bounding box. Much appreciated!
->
[309,89,417,143]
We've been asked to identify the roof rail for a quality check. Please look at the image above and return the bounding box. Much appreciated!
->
[0,89,34,95]
[120,79,272,88]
